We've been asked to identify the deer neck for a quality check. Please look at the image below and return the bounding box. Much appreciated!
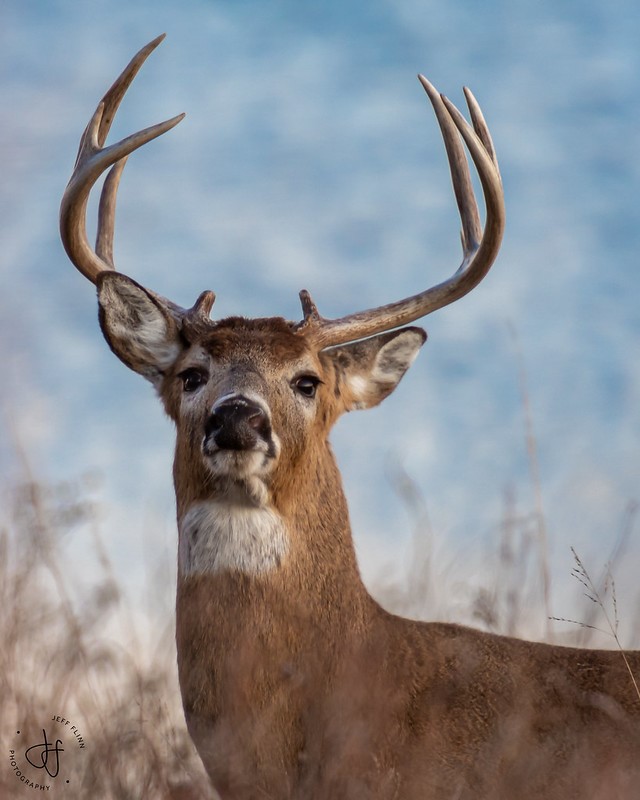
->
[174,441,377,736]
[174,440,372,619]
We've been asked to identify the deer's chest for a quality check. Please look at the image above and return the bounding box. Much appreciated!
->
[178,500,289,576]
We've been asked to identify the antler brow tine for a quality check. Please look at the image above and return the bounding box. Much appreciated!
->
[295,77,506,349]
[60,34,185,284]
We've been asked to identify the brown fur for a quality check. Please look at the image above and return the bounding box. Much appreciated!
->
[96,279,640,799]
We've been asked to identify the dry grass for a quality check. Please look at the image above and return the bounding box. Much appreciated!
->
[0,469,214,799]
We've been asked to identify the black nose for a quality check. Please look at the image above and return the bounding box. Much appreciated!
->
[204,396,271,451]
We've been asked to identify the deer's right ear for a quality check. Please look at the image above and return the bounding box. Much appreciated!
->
[97,273,182,386]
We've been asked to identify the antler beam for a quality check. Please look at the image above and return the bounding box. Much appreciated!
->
[295,78,505,349]
[59,34,185,284]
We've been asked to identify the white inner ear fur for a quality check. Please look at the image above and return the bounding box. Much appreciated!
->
[372,330,423,380]
[346,375,371,411]
[178,501,289,577]
[99,279,180,385]
[347,329,424,409]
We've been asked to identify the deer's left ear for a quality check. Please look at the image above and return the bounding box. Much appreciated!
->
[97,272,182,387]
[324,327,427,412]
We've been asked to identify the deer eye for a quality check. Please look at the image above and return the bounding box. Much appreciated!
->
[292,375,321,399]
[179,368,208,393]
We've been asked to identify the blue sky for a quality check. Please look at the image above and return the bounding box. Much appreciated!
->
[2,0,639,640]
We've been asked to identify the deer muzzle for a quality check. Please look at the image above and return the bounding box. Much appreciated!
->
[203,395,273,454]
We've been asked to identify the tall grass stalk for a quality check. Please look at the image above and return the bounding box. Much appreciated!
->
[550,546,640,704]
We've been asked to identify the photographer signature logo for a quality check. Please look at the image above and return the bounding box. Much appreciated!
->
[8,715,86,791]
[25,729,64,778]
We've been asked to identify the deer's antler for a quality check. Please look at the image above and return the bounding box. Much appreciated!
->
[59,35,198,318]
[62,39,504,341]
[295,78,505,349]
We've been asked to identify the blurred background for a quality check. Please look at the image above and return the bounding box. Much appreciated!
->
[1,4,639,789]
[0,0,640,798]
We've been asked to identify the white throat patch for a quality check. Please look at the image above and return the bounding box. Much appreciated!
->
[178,501,289,576]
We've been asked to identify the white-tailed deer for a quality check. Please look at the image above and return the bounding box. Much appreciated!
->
[60,35,640,800]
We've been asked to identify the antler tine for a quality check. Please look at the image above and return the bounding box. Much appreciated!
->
[295,78,505,350]
[463,86,500,177]
[420,78,482,260]
[440,91,505,272]
[95,156,127,267]
[60,35,185,284]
